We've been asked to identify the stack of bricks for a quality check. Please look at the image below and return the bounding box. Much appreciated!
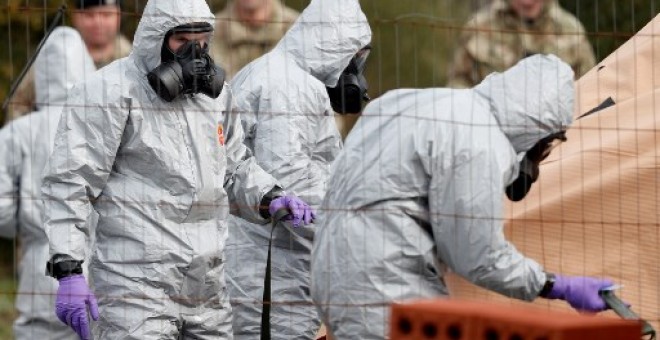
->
[390,299,641,340]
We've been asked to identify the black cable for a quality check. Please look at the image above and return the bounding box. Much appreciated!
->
[1,4,67,126]
[260,209,291,340]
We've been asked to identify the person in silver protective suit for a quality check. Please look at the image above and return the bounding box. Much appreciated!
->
[41,1,313,339]
[0,27,96,340]
[311,55,614,340]
[227,0,371,338]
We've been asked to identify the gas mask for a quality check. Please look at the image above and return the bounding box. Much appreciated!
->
[148,23,225,102]
[506,131,566,201]
[326,46,371,114]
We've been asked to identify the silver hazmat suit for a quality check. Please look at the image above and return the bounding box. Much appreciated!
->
[226,0,371,338]
[0,27,96,340]
[310,55,575,339]
[42,1,279,338]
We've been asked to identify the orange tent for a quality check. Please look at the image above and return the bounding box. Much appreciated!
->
[447,14,660,330]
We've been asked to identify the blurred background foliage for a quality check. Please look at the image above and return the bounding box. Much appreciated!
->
[0,0,474,108]
[561,0,659,60]
[0,0,658,337]
[1,0,658,118]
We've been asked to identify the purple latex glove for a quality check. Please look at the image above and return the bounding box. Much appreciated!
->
[269,195,315,227]
[56,275,99,340]
[544,274,613,312]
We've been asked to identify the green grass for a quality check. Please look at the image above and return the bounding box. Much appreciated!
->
[0,238,17,338]
[0,274,16,339]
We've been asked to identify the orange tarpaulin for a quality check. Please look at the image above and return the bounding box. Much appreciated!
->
[447,14,660,330]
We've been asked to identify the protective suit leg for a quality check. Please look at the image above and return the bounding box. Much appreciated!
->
[225,222,268,337]
[227,216,320,340]
[14,319,74,340]
[91,261,234,339]
[89,215,234,339]
[179,305,233,340]
[91,267,179,339]
[311,208,448,340]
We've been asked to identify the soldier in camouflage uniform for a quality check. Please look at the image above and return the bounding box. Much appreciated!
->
[7,0,131,121]
[212,0,299,79]
[448,0,595,88]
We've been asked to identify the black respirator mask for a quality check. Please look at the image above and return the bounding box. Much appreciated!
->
[326,46,371,114]
[506,131,567,201]
[148,23,225,102]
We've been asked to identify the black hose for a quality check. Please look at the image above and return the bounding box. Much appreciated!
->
[1,4,67,126]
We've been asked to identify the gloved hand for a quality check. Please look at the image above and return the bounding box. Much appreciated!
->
[543,274,613,312]
[56,274,99,340]
[269,195,315,227]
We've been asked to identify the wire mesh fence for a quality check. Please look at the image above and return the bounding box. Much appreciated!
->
[0,0,658,339]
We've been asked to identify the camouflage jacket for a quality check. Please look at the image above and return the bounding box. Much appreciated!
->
[211,0,299,79]
[448,0,595,88]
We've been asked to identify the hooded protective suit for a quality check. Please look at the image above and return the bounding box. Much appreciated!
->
[41,1,279,338]
[0,27,96,340]
[226,0,371,338]
[311,55,575,339]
